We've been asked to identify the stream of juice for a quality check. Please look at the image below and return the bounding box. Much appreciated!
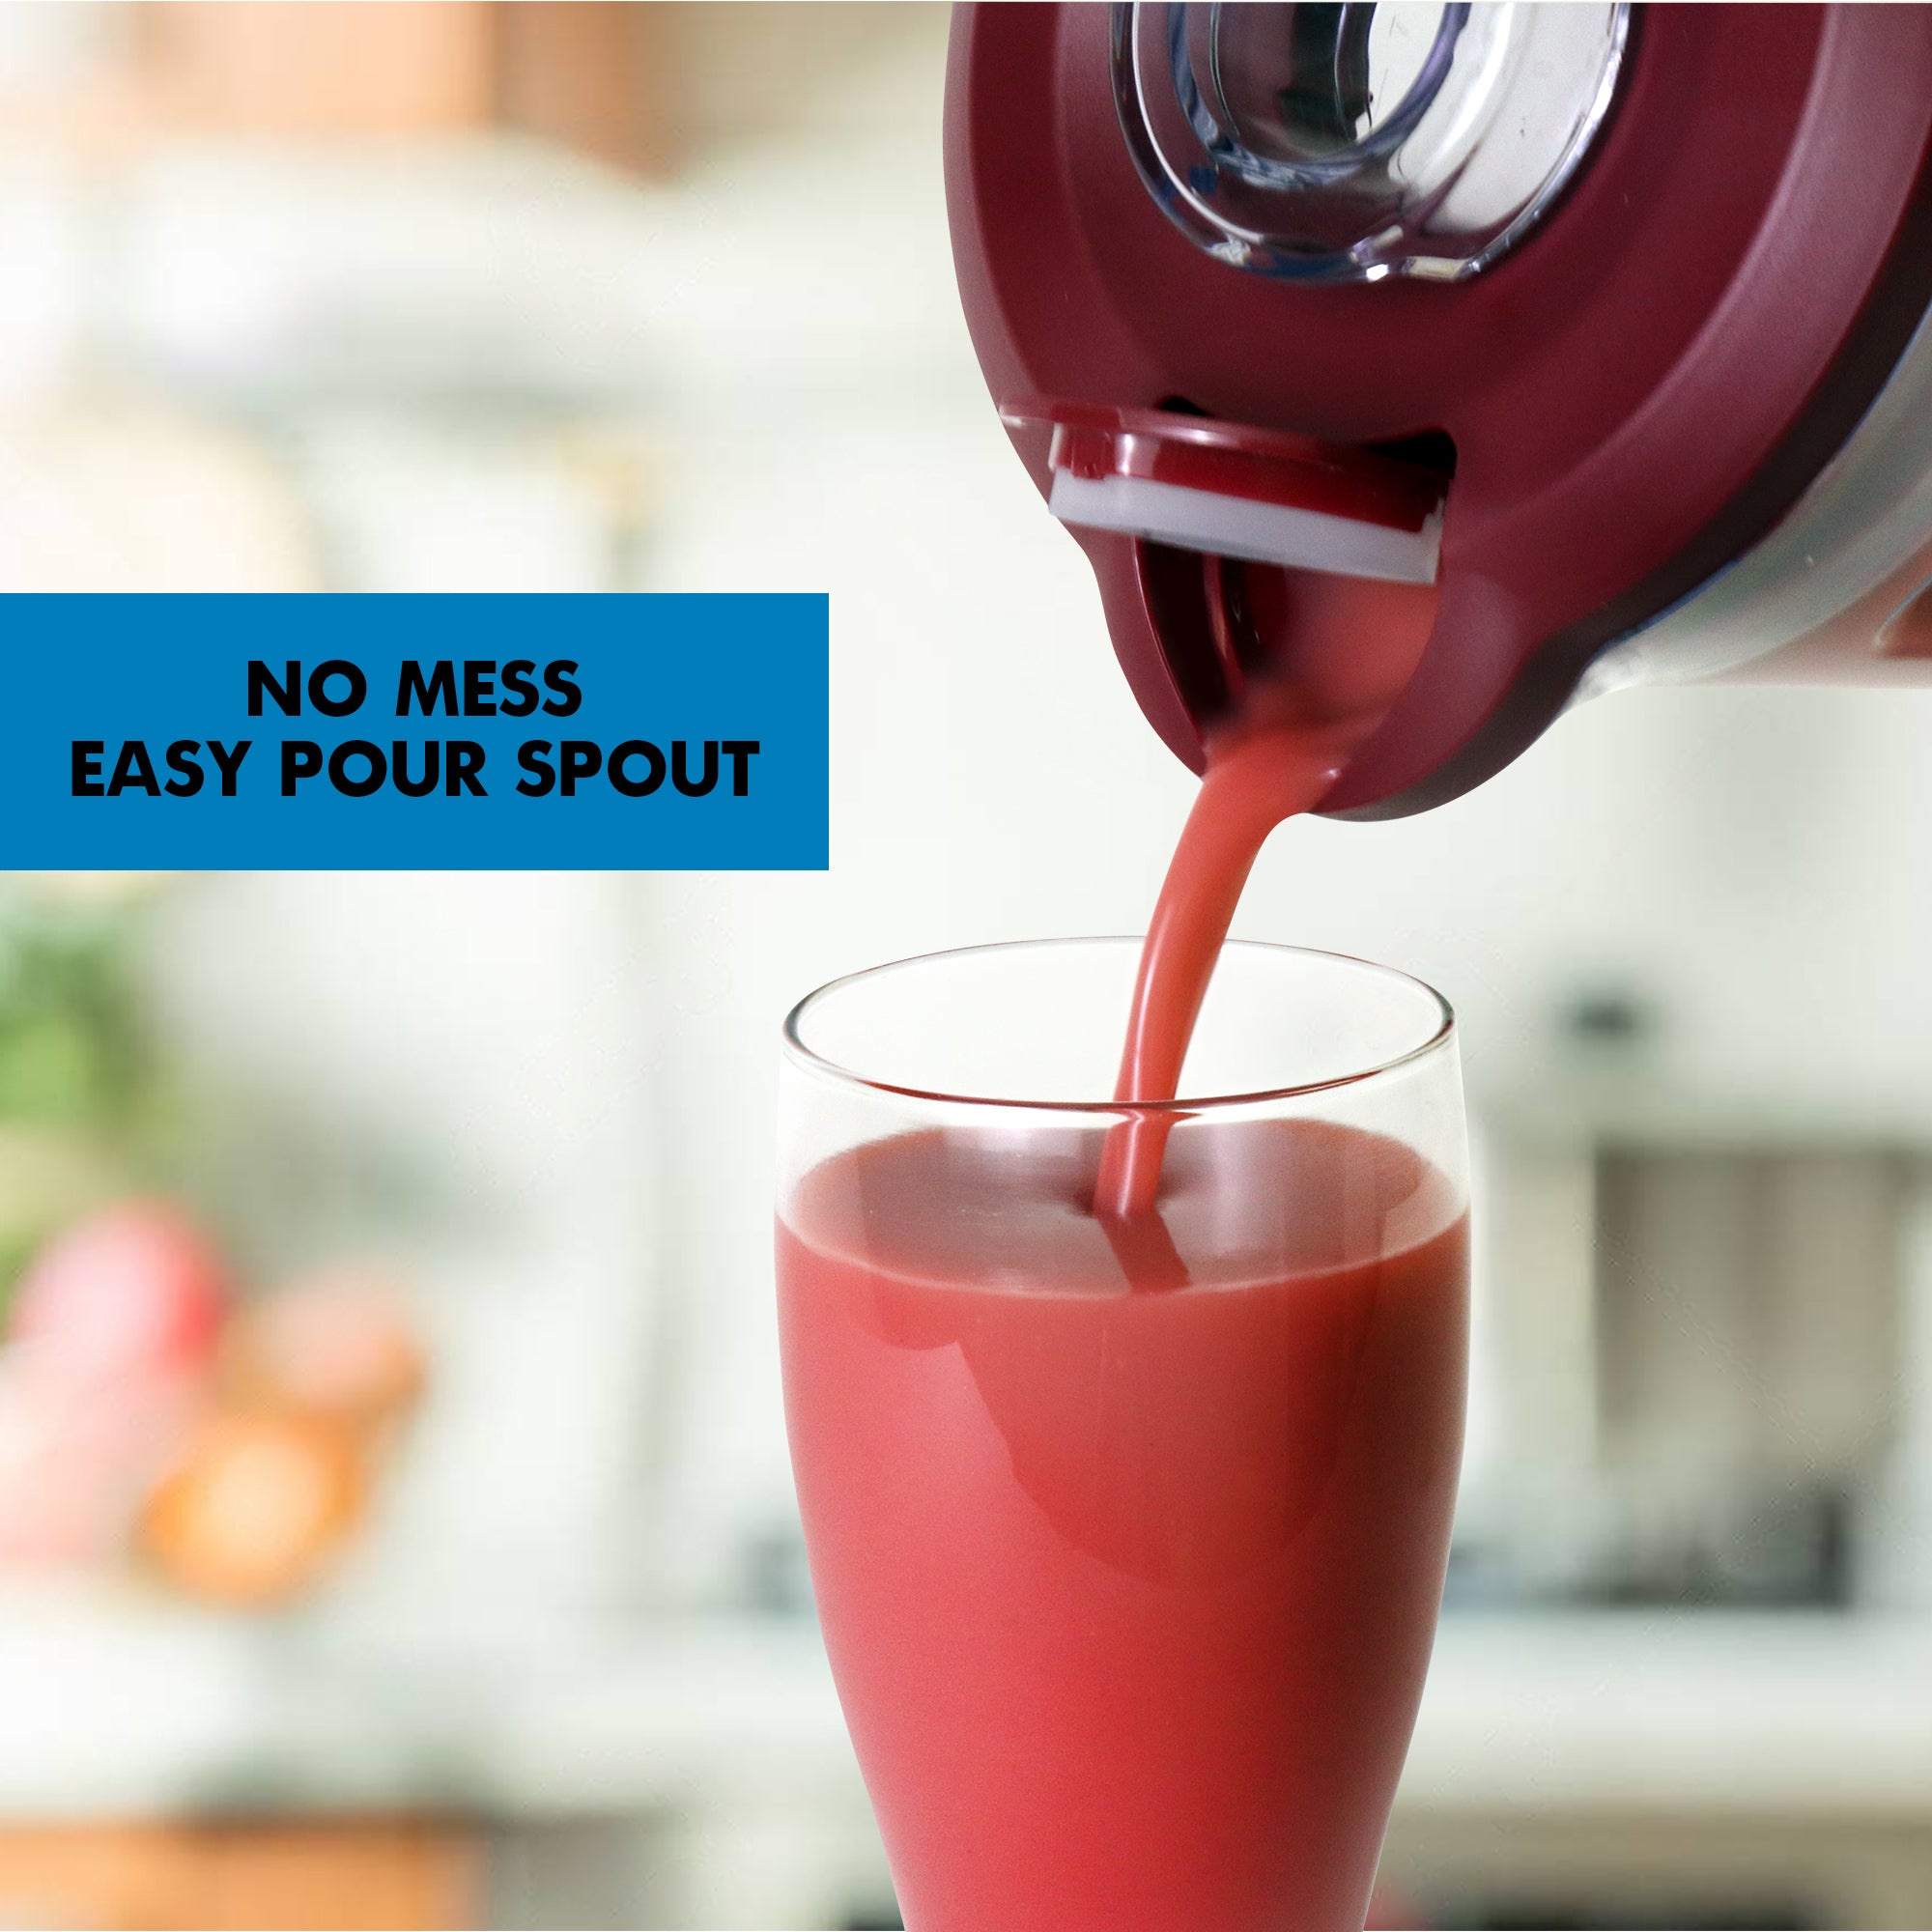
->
[1093,711,1356,1223]
[1098,567,1444,1221]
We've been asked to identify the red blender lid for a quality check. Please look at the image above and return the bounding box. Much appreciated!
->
[950,6,1932,811]
[1002,400,1446,585]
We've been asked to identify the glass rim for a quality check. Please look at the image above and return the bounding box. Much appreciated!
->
[781,935,1456,1116]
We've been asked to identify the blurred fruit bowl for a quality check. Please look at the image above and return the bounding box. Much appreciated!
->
[0,1197,427,1609]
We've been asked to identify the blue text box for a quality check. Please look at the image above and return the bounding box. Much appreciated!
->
[9,593,829,870]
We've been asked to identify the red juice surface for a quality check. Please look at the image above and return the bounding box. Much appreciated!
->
[780,1118,1468,1932]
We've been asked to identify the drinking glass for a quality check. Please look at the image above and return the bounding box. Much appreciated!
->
[778,937,1467,1932]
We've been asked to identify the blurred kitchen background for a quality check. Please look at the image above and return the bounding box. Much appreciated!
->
[0,3,1928,1927]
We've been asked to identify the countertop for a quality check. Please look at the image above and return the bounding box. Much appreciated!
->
[4,1597,1932,1821]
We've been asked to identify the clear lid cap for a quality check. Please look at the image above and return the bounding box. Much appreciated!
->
[1113,1,1631,284]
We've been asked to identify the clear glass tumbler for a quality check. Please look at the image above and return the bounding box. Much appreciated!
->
[777,937,1467,1932]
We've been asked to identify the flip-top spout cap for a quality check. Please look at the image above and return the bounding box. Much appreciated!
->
[1003,401,1446,584]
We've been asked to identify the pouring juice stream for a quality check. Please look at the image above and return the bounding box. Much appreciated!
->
[1095,569,1441,1229]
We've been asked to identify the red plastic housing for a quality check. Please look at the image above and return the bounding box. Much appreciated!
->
[945,5,1932,815]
